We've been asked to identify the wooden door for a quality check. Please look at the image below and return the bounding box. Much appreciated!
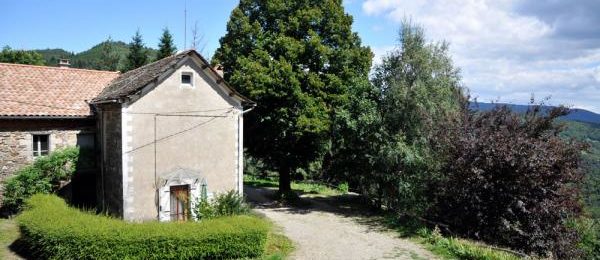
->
[170,185,190,221]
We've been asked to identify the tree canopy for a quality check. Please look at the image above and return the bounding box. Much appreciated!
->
[156,28,177,60]
[214,0,372,192]
[331,22,466,216]
[125,30,148,71]
[98,37,120,71]
[0,46,45,65]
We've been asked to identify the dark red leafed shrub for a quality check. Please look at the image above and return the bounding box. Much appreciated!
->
[435,105,587,258]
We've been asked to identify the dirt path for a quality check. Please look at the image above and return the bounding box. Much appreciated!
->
[245,186,437,260]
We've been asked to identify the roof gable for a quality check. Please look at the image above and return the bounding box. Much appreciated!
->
[0,63,119,117]
[91,50,253,106]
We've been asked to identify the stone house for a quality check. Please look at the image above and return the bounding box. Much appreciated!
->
[0,50,254,221]
[0,63,119,206]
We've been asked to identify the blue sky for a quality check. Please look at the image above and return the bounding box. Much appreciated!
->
[2,0,599,112]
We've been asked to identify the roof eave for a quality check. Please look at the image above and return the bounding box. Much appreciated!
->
[0,115,95,120]
[187,51,256,105]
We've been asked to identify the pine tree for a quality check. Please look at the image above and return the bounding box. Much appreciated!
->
[125,30,148,71]
[213,0,372,192]
[98,36,120,71]
[156,28,177,60]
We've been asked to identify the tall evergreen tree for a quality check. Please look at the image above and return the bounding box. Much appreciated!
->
[156,28,177,60]
[98,36,120,71]
[213,0,372,192]
[125,30,148,71]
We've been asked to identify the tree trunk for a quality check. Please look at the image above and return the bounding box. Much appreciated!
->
[279,168,292,192]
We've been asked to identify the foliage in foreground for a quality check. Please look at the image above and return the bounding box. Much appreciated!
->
[2,147,80,214]
[436,104,586,258]
[419,227,521,260]
[328,21,588,258]
[17,194,269,259]
[193,190,251,220]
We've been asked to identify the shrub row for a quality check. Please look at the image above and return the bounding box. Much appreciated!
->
[193,190,251,221]
[17,194,269,259]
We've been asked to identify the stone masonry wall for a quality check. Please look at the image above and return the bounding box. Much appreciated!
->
[0,119,95,206]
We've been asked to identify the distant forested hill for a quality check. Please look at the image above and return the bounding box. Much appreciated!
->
[471,102,600,125]
[562,121,600,218]
[35,41,157,71]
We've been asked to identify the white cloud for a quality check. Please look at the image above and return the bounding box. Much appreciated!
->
[594,66,600,83]
[361,0,600,113]
[370,45,395,66]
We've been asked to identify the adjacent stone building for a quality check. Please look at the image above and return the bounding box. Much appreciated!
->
[0,63,118,204]
[0,50,254,221]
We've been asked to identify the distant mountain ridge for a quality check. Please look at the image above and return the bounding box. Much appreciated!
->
[35,41,157,71]
[471,102,600,125]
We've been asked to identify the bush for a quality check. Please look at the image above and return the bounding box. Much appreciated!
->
[337,182,349,194]
[2,147,79,214]
[17,194,269,259]
[193,190,250,221]
[437,105,586,258]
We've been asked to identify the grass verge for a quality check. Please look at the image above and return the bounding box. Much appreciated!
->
[0,218,21,259]
[417,228,522,260]
[384,215,523,260]
[247,210,294,260]
[261,231,294,260]
[244,175,343,196]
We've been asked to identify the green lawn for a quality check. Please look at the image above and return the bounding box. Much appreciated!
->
[244,175,345,196]
[0,218,20,259]
[261,227,294,260]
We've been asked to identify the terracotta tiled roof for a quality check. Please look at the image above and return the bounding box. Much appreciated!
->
[0,63,119,117]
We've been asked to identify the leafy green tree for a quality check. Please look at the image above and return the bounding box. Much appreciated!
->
[0,46,45,65]
[98,36,120,71]
[125,30,148,71]
[213,0,372,192]
[334,22,465,216]
[156,28,177,60]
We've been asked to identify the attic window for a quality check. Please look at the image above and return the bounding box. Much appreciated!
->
[181,72,193,86]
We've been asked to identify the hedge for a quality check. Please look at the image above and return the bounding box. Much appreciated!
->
[17,194,269,259]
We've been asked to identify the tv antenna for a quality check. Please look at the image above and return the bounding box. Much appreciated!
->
[184,0,187,50]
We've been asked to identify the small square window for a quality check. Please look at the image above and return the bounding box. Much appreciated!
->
[32,134,49,157]
[181,72,193,85]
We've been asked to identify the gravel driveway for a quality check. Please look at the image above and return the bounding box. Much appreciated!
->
[245,186,438,260]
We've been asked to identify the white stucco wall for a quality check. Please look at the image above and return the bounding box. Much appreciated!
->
[121,58,244,221]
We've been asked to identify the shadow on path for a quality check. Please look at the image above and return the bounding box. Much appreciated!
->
[245,185,398,234]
